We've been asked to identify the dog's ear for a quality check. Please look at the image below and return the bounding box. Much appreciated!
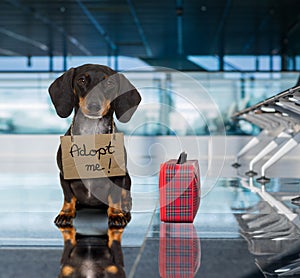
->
[48,68,75,118]
[112,73,141,123]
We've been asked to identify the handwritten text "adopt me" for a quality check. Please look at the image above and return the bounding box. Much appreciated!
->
[69,141,115,159]
[60,133,126,179]
[69,141,115,172]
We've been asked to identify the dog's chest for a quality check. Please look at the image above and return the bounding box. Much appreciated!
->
[77,123,108,135]
[69,112,114,204]
[72,115,111,135]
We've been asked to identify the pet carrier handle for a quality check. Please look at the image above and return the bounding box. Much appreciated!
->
[177,152,187,164]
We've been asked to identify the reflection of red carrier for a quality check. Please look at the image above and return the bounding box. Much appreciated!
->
[159,152,200,223]
[159,223,201,278]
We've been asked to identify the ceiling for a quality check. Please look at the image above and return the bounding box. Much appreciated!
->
[0,0,300,70]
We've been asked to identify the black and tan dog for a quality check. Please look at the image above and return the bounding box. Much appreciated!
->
[49,64,141,231]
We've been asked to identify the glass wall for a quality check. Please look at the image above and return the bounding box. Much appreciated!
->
[0,70,298,135]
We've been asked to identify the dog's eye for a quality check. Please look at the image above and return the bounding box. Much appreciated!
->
[77,77,86,85]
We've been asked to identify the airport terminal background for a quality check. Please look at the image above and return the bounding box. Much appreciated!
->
[0,55,300,277]
[1,1,300,277]
[0,55,299,136]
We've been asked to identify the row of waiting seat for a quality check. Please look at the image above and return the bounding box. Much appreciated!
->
[232,83,300,184]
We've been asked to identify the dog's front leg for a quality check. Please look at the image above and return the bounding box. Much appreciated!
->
[107,187,132,232]
[54,174,77,227]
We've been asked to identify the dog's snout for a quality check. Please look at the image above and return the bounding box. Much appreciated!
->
[87,103,101,112]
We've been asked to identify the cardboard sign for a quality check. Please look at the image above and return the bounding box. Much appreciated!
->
[60,133,126,179]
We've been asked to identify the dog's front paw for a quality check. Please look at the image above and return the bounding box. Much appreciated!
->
[108,211,131,229]
[55,198,77,227]
[54,212,74,227]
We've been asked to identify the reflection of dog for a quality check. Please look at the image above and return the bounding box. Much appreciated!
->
[58,226,126,278]
[49,64,141,229]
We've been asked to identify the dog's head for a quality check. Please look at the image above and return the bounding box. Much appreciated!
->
[49,64,141,123]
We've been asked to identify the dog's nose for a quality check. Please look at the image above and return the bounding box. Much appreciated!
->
[88,103,101,112]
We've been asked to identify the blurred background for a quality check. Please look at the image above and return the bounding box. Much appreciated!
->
[1,2,300,277]
[0,0,299,136]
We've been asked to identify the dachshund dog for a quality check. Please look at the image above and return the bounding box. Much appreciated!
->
[49,64,141,231]
[58,225,126,278]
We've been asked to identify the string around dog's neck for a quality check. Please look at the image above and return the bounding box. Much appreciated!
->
[70,116,115,141]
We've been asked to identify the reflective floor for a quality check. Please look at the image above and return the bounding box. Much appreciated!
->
[1,160,300,277]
